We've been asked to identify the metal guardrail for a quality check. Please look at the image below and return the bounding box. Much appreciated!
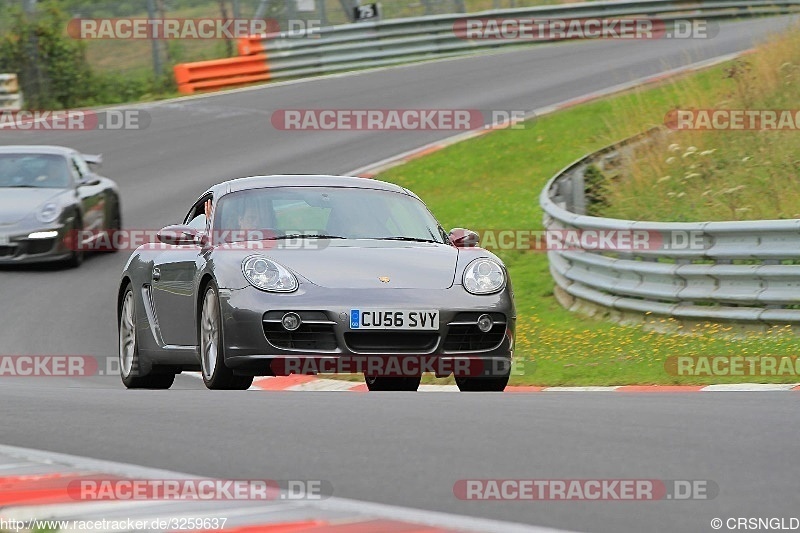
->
[0,74,22,111]
[540,131,800,325]
[237,0,800,80]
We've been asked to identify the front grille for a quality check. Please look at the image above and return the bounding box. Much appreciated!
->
[264,323,338,351]
[0,246,16,257]
[24,239,55,255]
[443,313,506,352]
[263,311,337,351]
[344,331,439,353]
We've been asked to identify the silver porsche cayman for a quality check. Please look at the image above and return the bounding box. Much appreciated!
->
[118,175,515,391]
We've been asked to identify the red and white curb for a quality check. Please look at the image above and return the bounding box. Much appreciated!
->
[186,375,800,393]
[0,444,567,533]
[250,378,799,393]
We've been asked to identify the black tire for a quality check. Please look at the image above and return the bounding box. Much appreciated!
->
[119,284,176,389]
[199,282,253,390]
[364,375,421,391]
[107,202,122,252]
[455,374,509,392]
[64,220,84,268]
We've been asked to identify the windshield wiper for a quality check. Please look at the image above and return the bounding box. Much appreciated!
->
[273,234,346,240]
[373,236,440,243]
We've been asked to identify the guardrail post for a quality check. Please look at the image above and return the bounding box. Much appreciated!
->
[571,166,586,216]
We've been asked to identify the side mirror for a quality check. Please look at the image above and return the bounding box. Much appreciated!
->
[77,177,102,187]
[82,154,103,168]
[157,225,200,246]
[449,228,480,248]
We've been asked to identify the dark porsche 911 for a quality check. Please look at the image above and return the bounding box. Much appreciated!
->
[118,175,515,392]
[0,145,121,267]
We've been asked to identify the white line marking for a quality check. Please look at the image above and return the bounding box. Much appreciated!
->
[287,378,360,391]
[701,383,800,392]
[0,444,575,533]
[418,384,460,392]
[0,500,172,521]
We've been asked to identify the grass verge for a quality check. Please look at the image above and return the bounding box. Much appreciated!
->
[376,24,800,386]
[595,27,800,221]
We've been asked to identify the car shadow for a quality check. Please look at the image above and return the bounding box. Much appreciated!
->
[0,251,108,273]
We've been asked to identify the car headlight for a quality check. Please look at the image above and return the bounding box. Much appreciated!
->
[36,202,61,223]
[242,255,298,292]
[463,258,505,295]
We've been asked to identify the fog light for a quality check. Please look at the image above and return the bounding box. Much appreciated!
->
[282,312,301,331]
[477,314,493,333]
[28,231,58,239]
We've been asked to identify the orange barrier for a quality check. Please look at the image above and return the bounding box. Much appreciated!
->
[173,54,269,94]
[238,36,267,56]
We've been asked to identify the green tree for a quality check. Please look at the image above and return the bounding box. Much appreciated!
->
[0,1,92,109]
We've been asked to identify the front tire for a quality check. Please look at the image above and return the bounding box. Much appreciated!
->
[199,282,253,390]
[364,375,421,391]
[107,202,122,252]
[119,285,175,389]
[64,220,84,268]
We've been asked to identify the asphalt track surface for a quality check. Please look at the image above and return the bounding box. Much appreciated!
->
[1,16,799,533]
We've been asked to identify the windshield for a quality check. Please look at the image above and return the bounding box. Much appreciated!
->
[214,186,447,243]
[0,154,72,189]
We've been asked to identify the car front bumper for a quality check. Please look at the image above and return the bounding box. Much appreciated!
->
[218,284,515,377]
[0,225,72,264]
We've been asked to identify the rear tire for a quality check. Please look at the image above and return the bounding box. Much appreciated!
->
[119,284,175,389]
[364,375,421,391]
[199,282,253,390]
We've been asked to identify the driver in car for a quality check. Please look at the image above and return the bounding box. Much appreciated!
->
[205,197,276,243]
[34,159,70,188]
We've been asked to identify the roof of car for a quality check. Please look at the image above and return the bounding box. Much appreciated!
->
[205,175,410,198]
[0,145,77,156]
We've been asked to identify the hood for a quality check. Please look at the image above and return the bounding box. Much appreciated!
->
[266,240,459,289]
[0,188,66,225]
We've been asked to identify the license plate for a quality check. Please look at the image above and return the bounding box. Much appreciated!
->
[350,309,439,330]
[0,235,9,246]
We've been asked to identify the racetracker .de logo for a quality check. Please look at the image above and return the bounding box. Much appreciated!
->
[270,355,517,378]
[452,18,715,41]
[665,109,800,131]
[454,479,718,500]
[0,355,115,377]
[457,229,708,252]
[67,479,331,501]
[665,356,800,377]
[0,110,149,131]
[67,18,292,39]
[66,229,330,252]
[271,109,487,131]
